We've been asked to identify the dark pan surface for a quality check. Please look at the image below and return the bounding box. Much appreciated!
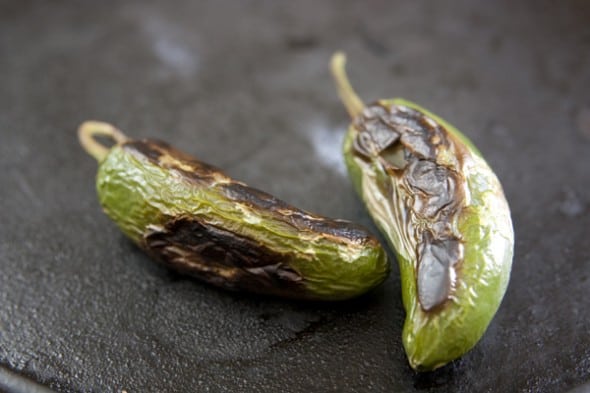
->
[1,1,589,392]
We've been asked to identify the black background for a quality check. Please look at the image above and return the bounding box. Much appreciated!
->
[1,1,589,392]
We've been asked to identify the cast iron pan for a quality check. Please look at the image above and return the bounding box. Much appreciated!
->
[1,1,589,392]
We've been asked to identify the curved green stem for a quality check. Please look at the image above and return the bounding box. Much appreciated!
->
[78,121,128,162]
[330,51,365,119]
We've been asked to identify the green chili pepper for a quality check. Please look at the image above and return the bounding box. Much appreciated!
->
[330,52,514,370]
[78,121,389,301]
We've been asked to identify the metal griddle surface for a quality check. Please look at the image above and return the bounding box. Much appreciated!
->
[1,1,589,392]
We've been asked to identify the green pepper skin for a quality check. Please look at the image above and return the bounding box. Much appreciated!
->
[93,138,389,301]
[342,98,513,370]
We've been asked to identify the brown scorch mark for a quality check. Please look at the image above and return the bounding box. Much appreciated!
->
[143,216,305,298]
[124,139,226,184]
[353,103,466,311]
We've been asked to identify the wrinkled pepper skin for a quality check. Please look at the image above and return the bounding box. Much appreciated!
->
[92,137,389,301]
[332,54,514,370]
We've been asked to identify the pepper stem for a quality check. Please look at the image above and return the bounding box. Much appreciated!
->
[330,52,365,119]
[78,121,128,162]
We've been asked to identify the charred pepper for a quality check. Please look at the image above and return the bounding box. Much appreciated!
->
[78,121,389,301]
[330,52,514,370]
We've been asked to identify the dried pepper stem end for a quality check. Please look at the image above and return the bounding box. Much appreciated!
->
[330,51,365,119]
[78,121,128,162]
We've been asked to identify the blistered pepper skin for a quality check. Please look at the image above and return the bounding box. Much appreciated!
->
[81,126,389,301]
[332,54,514,370]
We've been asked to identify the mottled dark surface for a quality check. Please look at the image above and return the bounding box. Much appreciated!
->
[0,1,589,392]
[125,139,225,182]
[144,216,306,298]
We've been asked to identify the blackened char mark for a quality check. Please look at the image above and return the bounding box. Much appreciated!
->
[143,216,305,298]
[123,139,224,183]
[220,182,378,245]
[353,103,456,162]
[123,139,167,162]
[355,103,467,311]
[222,182,293,212]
